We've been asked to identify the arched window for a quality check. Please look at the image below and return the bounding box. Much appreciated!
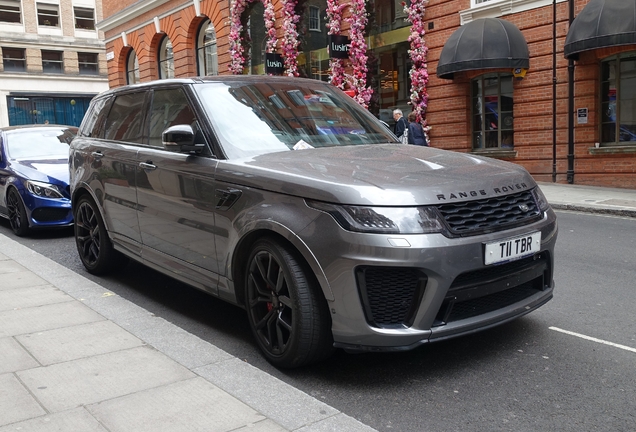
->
[158,36,174,79]
[472,73,514,149]
[601,54,636,145]
[126,49,140,84]
[197,20,218,76]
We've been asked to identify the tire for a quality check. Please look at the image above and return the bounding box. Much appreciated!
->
[74,195,118,275]
[245,238,334,368]
[7,188,30,237]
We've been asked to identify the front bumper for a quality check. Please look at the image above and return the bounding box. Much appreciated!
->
[24,194,73,229]
[300,208,558,351]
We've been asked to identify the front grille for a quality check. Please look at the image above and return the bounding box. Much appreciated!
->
[356,267,427,328]
[436,190,542,237]
[446,282,539,322]
[32,208,71,222]
[434,255,550,325]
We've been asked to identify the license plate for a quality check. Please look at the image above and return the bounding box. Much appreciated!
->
[484,232,541,265]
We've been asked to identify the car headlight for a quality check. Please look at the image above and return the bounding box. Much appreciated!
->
[25,180,64,198]
[306,200,445,234]
[531,187,551,212]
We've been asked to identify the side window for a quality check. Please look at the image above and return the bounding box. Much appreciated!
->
[79,96,110,138]
[148,87,198,148]
[104,92,147,143]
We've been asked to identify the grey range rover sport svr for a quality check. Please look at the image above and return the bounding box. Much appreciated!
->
[69,76,558,368]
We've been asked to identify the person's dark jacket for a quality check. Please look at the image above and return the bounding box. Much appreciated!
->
[394,116,408,138]
[408,122,427,146]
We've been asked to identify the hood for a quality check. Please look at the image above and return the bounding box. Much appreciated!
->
[216,145,536,206]
[11,158,70,186]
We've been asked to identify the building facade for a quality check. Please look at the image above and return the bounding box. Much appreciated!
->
[98,0,636,188]
[0,0,109,127]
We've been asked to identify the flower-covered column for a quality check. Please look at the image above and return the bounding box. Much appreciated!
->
[326,0,347,89]
[345,0,372,108]
[403,0,430,142]
[229,0,277,74]
[281,0,300,76]
[228,0,251,74]
[263,0,277,54]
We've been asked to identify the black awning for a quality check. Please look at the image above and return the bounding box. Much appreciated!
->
[436,18,529,79]
[564,0,636,60]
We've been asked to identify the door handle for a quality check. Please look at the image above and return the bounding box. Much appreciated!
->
[91,151,103,159]
[139,161,157,170]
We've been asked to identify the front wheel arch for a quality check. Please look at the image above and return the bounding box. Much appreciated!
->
[243,236,334,368]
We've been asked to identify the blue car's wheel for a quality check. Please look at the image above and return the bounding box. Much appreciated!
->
[7,189,29,237]
[74,196,118,275]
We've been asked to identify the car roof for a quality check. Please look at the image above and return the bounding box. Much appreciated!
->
[93,75,331,99]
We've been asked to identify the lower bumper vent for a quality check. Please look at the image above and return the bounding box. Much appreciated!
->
[356,267,427,328]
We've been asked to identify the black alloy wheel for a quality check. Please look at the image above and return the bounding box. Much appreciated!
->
[74,196,118,275]
[245,238,333,368]
[7,189,30,237]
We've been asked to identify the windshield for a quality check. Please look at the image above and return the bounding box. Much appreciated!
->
[194,80,397,159]
[7,128,76,159]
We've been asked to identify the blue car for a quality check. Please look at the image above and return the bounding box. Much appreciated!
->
[0,125,77,236]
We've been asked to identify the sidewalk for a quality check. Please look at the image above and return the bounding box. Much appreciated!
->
[0,234,376,432]
[1,181,635,432]
[537,181,636,217]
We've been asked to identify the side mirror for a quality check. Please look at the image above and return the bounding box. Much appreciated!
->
[162,124,205,154]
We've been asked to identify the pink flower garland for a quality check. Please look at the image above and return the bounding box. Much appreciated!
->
[281,0,300,76]
[228,0,250,74]
[263,0,277,54]
[228,0,277,74]
[345,0,372,108]
[403,0,430,140]
[326,0,347,89]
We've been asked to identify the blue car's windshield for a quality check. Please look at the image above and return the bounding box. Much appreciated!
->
[194,80,397,159]
[6,128,75,159]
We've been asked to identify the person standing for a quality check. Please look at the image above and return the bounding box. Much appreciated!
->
[407,112,427,146]
[393,109,408,142]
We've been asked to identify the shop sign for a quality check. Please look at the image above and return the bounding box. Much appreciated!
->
[328,35,350,59]
[265,53,284,75]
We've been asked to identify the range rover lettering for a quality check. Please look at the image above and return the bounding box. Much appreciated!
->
[69,76,558,368]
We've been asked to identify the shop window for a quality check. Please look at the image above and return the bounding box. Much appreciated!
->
[2,47,25,72]
[42,50,63,73]
[74,7,94,30]
[78,52,98,75]
[127,49,140,84]
[309,6,320,31]
[0,0,20,23]
[158,37,174,79]
[601,54,636,145]
[197,20,218,76]
[37,3,59,26]
[471,73,514,150]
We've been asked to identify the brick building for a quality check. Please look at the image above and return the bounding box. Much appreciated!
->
[97,0,635,188]
[0,0,109,126]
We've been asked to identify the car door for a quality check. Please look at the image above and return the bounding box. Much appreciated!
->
[78,91,145,254]
[136,86,220,294]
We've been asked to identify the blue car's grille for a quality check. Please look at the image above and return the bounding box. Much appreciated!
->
[436,190,542,237]
[32,208,71,222]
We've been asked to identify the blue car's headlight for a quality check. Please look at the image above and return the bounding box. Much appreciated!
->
[25,180,64,199]
[306,200,445,234]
